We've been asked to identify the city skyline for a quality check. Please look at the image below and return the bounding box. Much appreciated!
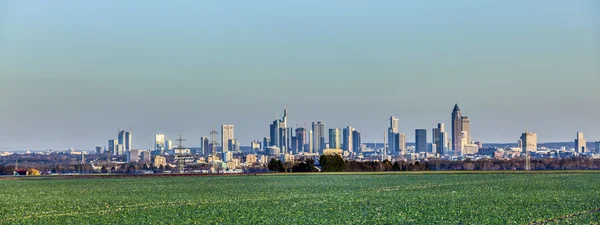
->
[1,1,598,150]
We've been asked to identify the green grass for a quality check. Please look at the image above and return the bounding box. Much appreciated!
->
[1,172,599,224]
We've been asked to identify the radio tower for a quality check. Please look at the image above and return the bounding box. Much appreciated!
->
[174,135,187,173]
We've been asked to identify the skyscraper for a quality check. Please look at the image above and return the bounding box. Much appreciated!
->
[415,129,427,153]
[309,130,314,153]
[108,139,118,155]
[342,126,354,152]
[118,130,126,149]
[295,127,306,153]
[452,104,462,153]
[165,140,172,151]
[200,136,209,155]
[329,128,341,149]
[575,132,587,153]
[269,109,291,153]
[352,129,361,153]
[125,131,132,153]
[221,124,234,153]
[461,116,471,144]
[263,137,271,151]
[520,131,537,153]
[432,127,440,154]
[388,116,399,155]
[399,133,406,155]
[436,123,447,155]
[595,141,600,154]
[155,134,165,152]
[312,121,325,154]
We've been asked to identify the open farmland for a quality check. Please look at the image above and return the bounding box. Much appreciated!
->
[1,172,599,224]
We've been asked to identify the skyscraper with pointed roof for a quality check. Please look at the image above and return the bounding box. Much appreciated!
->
[451,104,462,153]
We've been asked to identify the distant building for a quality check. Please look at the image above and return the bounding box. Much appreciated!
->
[221,125,234,153]
[352,129,361,153]
[118,130,126,151]
[155,134,165,152]
[95,146,102,155]
[329,128,341,149]
[116,144,124,156]
[124,131,132,153]
[308,130,314,154]
[263,137,271,151]
[323,148,343,156]
[415,129,427,153]
[399,133,406,155]
[342,126,354,152]
[108,139,118,155]
[153,155,167,167]
[520,131,537,152]
[165,140,172,152]
[452,104,462,153]
[461,116,471,145]
[595,141,600,154]
[200,136,209,155]
[251,140,261,151]
[246,154,257,165]
[140,150,151,163]
[388,116,399,155]
[575,132,587,153]
[295,127,306,153]
[312,122,325,154]
[128,149,141,162]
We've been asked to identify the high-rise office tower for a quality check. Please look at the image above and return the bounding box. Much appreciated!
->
[108,139,118,155]
[312,122,325,154]
[291,136,297,153]
[118,130,126,149]
[415,129,427,153]
[329,128,341,149]
[263,137,271,151]
[200,136,209,155]
[342,126,354,152]
[461,116,471,144]
[269,109,291,153]
[352,129,361,153]
[399,133,406,155]
[388,116,399,155]
[595,141,600,154]
[221,125,234,153]
[435,123,445,155]
[452,104,462,153]
[575,132,587,153]
[520,130,537,153]
[155,134,165,152]
[116,144,124,155]
[123,131,132,153]
[295,127,306,153]
[432,127,440,154]
[95,146,102,155]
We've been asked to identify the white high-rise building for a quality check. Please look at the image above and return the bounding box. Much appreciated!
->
[309,130,314,153]
[155,134,165,152]
[388,116,399,155]
[221,125,235,153]
[399,133,406,155]
[575,132,587,153]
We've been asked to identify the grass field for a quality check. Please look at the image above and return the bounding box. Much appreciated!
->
[1,172,599,224]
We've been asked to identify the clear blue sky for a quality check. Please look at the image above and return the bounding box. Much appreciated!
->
[0,1,598,150]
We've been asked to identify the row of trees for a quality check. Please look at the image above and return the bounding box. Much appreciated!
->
[267,156,600,173]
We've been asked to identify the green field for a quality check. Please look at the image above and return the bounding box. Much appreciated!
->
[1,172,600,224]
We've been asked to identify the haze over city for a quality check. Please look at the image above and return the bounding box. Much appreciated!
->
[0,1,598,150]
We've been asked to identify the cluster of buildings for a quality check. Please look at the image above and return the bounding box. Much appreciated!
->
[89,104,599,172]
